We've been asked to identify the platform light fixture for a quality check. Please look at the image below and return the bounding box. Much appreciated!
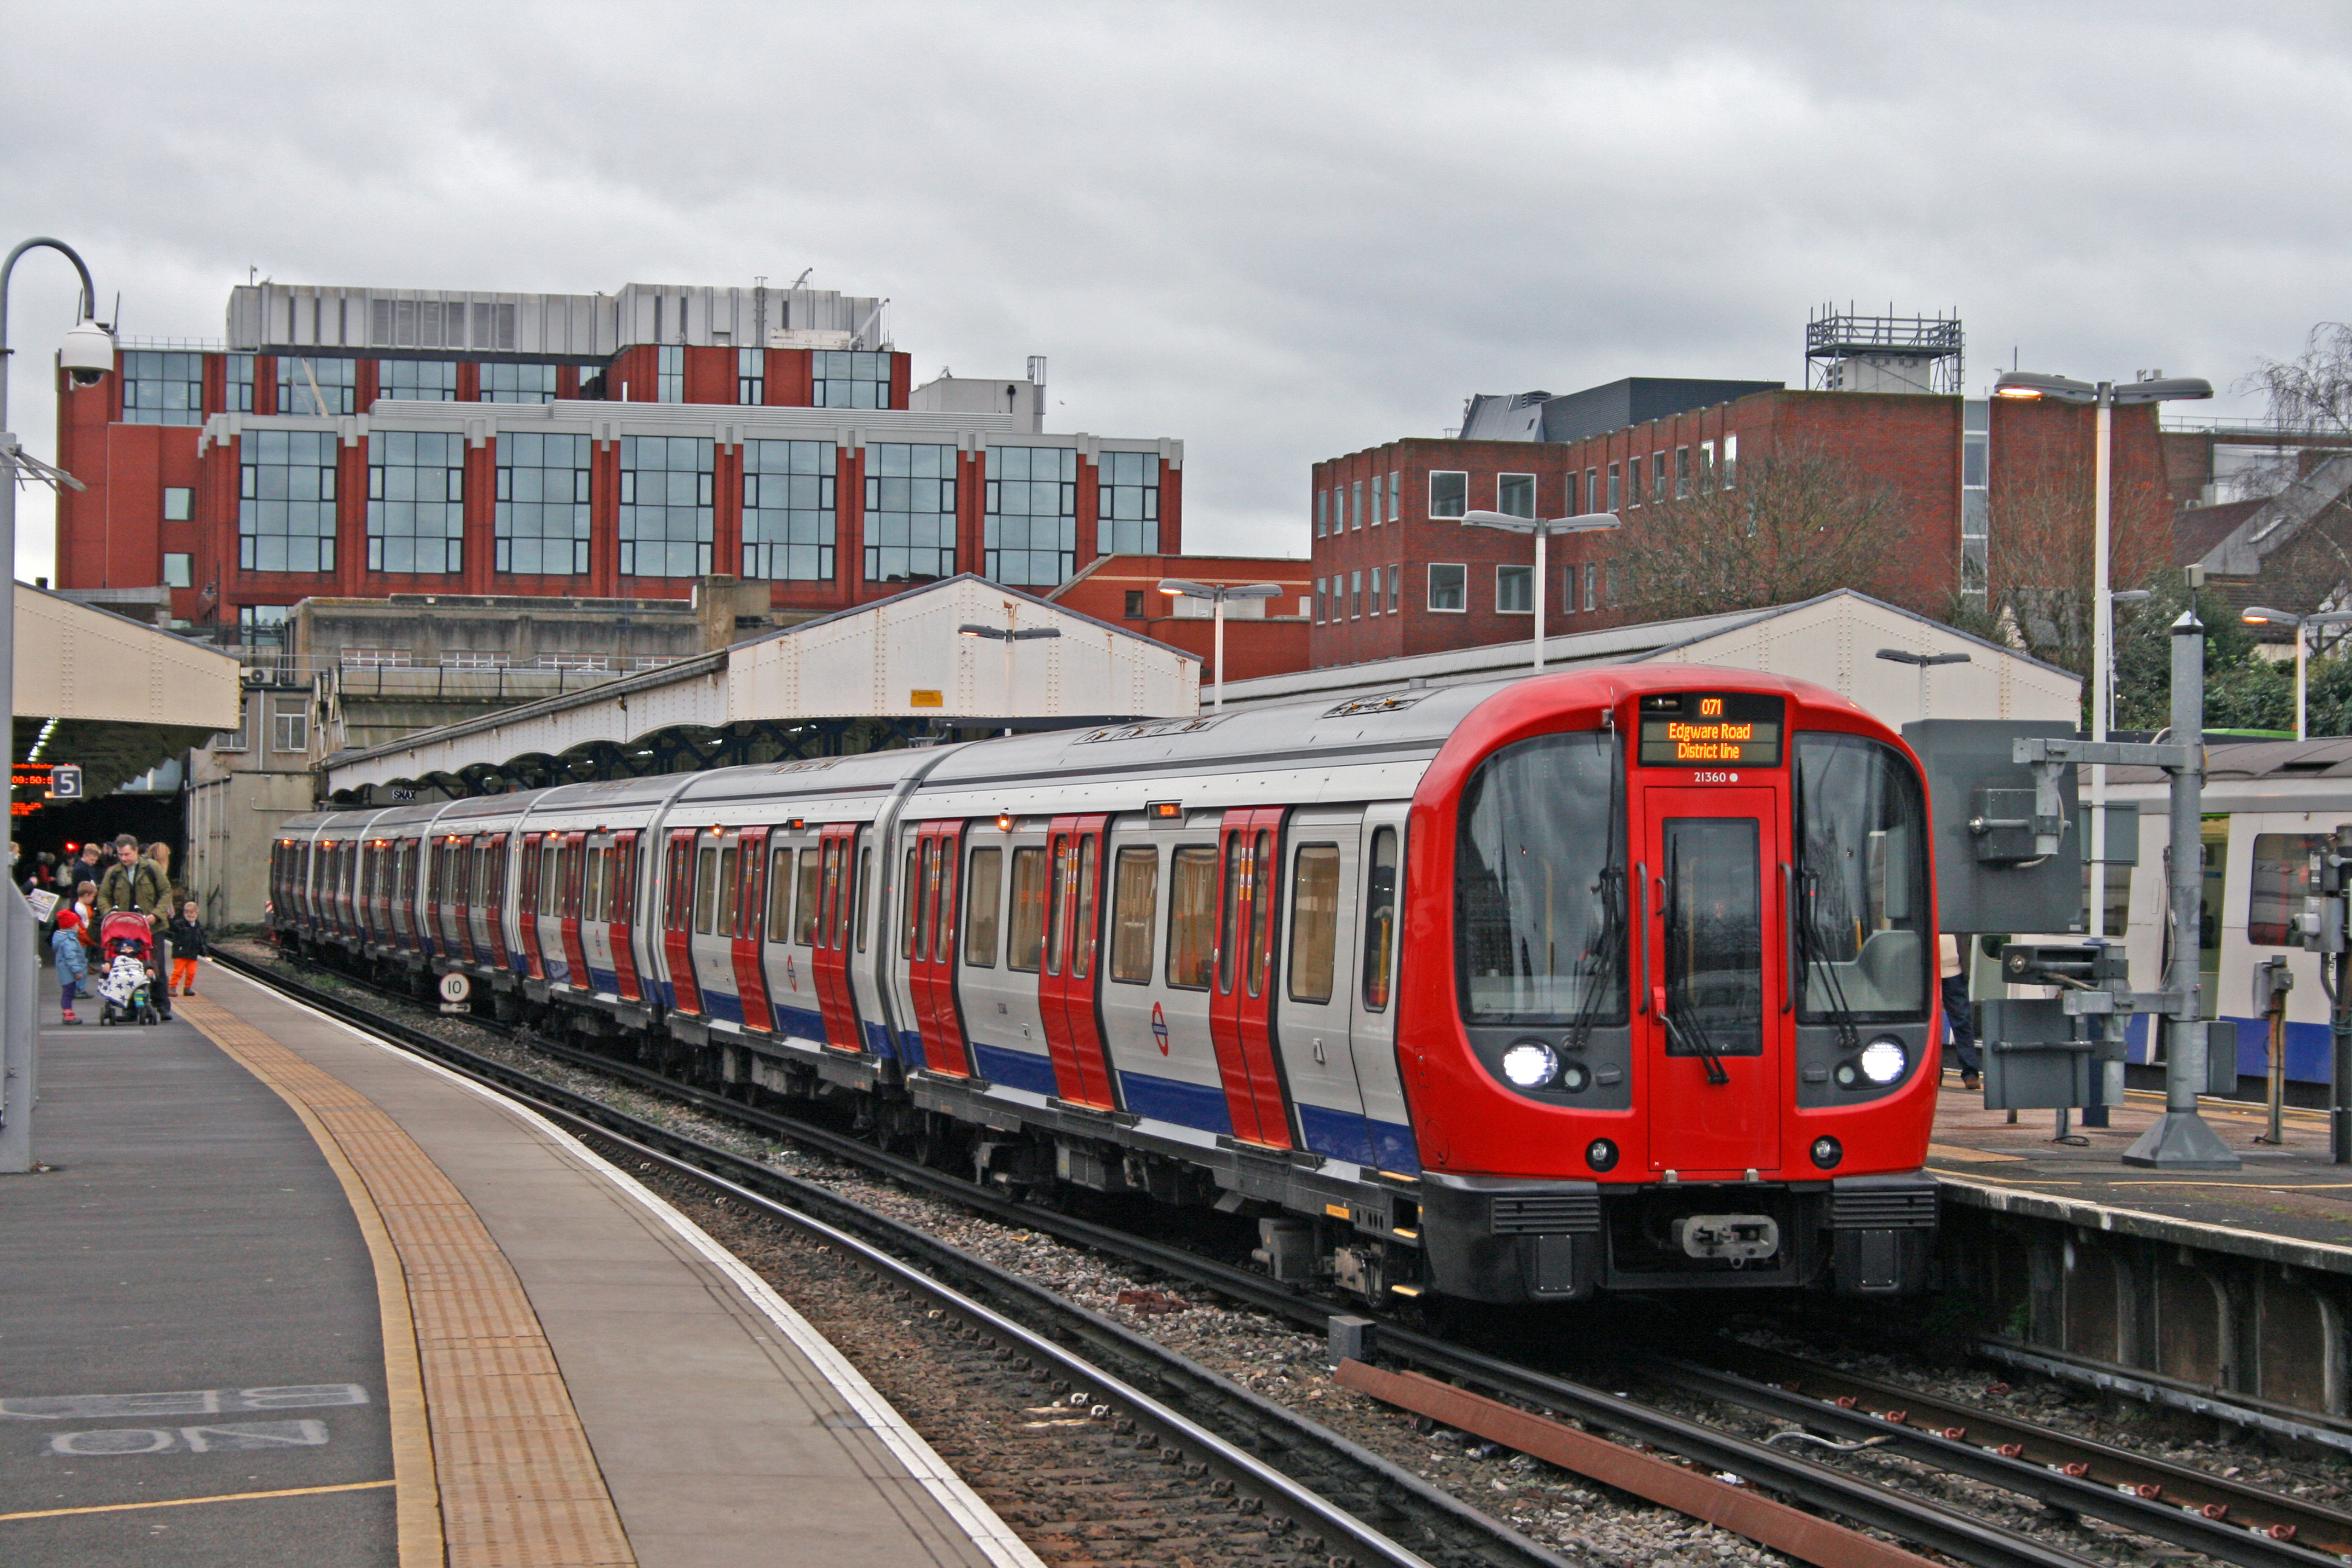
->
[1873,647,1970,720]
[1459,510,1621,673]
[1158,580,1282,711]
[2242,607,2352,741]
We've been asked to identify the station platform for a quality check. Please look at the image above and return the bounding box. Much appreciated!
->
[1927,1070,2352,1277]
[0,963,1039,1568]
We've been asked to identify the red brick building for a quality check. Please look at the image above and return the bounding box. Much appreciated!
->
[53,281,1184,644]
[1047,553,1312,683]
[1307,377,2168,668]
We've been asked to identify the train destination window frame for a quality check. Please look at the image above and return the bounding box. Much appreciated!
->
[1636,691,1785,769]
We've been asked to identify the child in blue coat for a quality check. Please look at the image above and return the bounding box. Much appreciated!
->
[52,880,94,1023]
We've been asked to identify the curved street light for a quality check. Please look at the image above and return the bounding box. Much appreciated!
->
[1157,580,1281,711]
[1460,509,1621,673]
[2242,607,2352,741]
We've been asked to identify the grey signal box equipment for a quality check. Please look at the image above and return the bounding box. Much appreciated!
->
[1901,720,2085,935]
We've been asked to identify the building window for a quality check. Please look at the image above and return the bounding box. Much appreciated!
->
[1497,472,1535,518]
[163,486,192,522]
[1097,450,1159,557]
[238,430,338,573]
[1651,451,1668,503]
[737,347,765,405]
[1586,468,1598,515]
[1429,471,1467,520]
[743,438,838,581]
[656,344,684,403]
[1428,563,1466,612]
[1125,589,1145,618]
[1606,563,1620,606]
[275,356,356,417]
[239,604,290,645]
[1315,488,1327,538]
[1388,469,1400,521]
[1387,565,1399,613]
[1563,471,1581,516]
[986,445,1077,586]
[377,359,457,401]
[1370,473,1385,526]
[1961,400,1990,603]
[497,431,592,575]
[481,362,560,403]
[1699,441,1714,484]
[1723,434,1738,488]
[366,431,464,573]
[813,350,891,410]
[210,710,250,752]
[1497,564,1532,614]
[1584,562,1597,611]
[271,703,308,754]
[1368,565,1383,614]
[618,435,714,578]
[1313,577,1325,622]
[1674,447,1691,498]
[1351,479,1364,530]
[225,354,256,413]
[163,552,192,589]
[1351,569,1363,618]
[120,351,204,426]
[1607,462,1621,511]
[865,442,956,582]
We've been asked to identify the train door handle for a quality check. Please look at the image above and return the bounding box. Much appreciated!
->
[1780,862,1795,1014]
[1635,863,1652,1014]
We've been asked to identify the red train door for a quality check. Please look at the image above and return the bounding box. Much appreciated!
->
[907,820,974,1076]
[483,837,509,970]
[732,827,774,1032]
[399,838,420,952]
[664,829,702,1014]
[1209,807,1293,1149]
[559,831,591,987]
[610,831,642,1002]
[1640,786,1785,1174]
[518,832,545,978]
[811,824,862,1051]
[1040,814,1118,1109]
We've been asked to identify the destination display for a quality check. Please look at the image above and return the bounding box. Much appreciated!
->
[1636,691,1785,768]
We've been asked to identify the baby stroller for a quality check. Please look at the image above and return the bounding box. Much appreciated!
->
[94,911,162,1027]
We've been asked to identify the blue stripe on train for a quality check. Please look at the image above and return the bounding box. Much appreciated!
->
[2126,1011,2333,1083]
[1295,1103,1376,1167]
[587,965,617,993]
[895,1030,926,1070]
[1116,1070,1233,1137]
[771,1002,825,1044]
[702,988,744,1025]
[972,1041,1062,1097]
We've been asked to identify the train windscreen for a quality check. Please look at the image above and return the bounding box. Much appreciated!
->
[1455,730,1627,1026]
[1793,734,1930,1023]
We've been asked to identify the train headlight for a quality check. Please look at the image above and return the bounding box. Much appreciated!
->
[1500,1041,1558,1088]
[1810,1135,1843,1170]
[1558,1060,1590,1093]
[1859,1036,1907,1085]
[1586,1138,1619,1172]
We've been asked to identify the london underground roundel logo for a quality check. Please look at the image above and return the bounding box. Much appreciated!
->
[1151,1001,1171,1055]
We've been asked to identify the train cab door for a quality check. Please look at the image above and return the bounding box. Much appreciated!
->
[662,830,702,1014]
[1209,808,1295,1150]
[1639,786,1785,1174]
[907,820,975,1076]
[518,833,546,978]
[483,838,511,973]
[609,831,642,1002]
[811,825,864,1051]
[558,832,591,987]
[731,827,775,1033]
[1040,814,1119,1109]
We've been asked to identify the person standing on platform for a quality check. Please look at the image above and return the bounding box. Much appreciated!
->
[95,834,174,1023]
[168,899,207,996]
[1940,933,1980,1091]
[52,881,94,1024]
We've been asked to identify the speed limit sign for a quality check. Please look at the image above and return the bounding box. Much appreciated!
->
[438,972,472,1011]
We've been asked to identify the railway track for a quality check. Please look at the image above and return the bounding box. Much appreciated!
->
[226,946,2351,1568]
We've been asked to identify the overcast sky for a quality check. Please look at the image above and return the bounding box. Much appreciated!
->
[5,1,2349,581]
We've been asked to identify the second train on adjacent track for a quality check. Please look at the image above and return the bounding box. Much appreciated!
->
[269,665,1942,1303]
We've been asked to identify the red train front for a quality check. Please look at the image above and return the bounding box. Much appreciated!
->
[1403,667,1939,1299]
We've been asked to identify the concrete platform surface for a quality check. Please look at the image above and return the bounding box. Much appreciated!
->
[1,962,1040,1568]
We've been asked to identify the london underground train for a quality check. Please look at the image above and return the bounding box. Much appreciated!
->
[269,665,1942,1303]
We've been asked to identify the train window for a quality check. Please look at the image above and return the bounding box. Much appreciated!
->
[1166,846,1219,990]
[923,840,946,962]
[965,846,1003,967]
[1217,836,1242,993]
[1007,846,1049,972]
[1792,733,1929,1022]
[542,844,560,915]
[694,845,719,934]
[903,846,923,958]
[714,846,739,937]
[1457,731,1627,1025]
[795,851,822,944]
[855,849,872,953]
[1045,838,1071,976]
[1072,836,1099,981]
[1287,844,1340,1003]
[932,840,957,967]
[1109,846,1157,984]
[2249,833,2327,947]
[767,846,795,939]
[1362,828,1399,1010]
[584,846,606,921]
[1245,830,1273,997]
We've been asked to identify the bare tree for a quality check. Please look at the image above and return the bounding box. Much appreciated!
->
[1613,445,1910,619]
[2246,322,2352,439]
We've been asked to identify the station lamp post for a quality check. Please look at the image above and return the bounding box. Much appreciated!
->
[957,615,1062,727]
[2241,607,2352,742]
[1157,580,1282,711]
[1459,509,1621,671]
[1873,647,1970,720]
[1992,371,2213,895]
[1,237,114,1177]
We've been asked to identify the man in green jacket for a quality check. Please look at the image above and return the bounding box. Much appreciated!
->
[94,834,174,1021]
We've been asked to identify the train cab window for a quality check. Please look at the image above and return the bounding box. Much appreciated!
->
[1662,818,1764,1055]
[1071,836,1099,981]
[1792,733,1930,1022]
[1109,846,1157,984]
[1166,846,1218,990]
[794,852,822,944]
[1287,844,1340,1004]
[767,846,795,939]
[1362,827,1399,1010]
[1457,731,1627,1024]
[903,847,923,958]
[714,845,739,938]
[1007,846,1048,972]
[964,846,1002,967]
[694,845,720,934]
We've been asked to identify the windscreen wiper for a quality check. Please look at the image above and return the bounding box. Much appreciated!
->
[1665,1009,1731,1086]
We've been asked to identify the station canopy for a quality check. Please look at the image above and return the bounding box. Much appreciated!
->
[12,582,244,796]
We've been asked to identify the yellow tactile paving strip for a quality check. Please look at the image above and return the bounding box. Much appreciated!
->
[179,993,636,1567]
